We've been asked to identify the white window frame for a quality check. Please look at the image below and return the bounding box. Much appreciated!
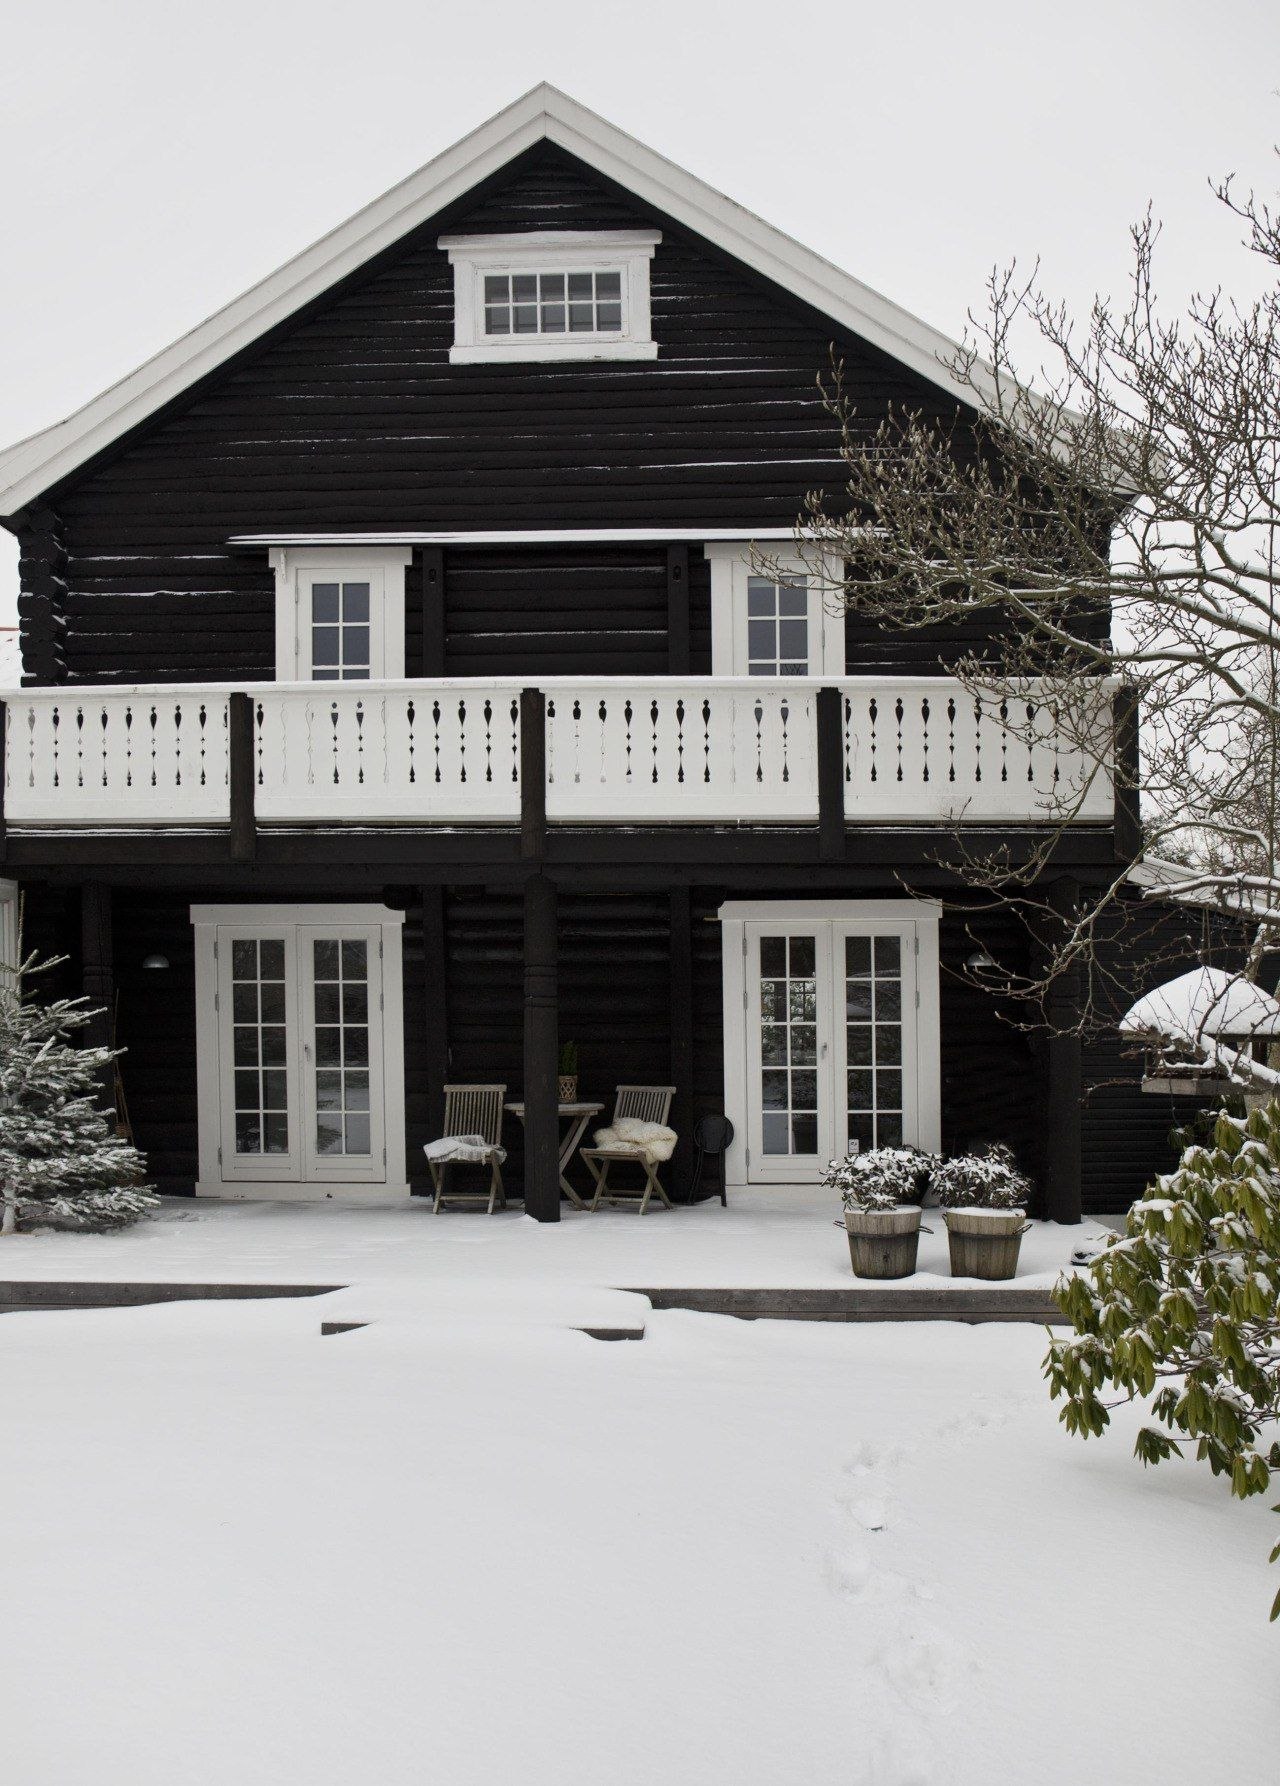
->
[439,230,660,364]
[706,543,846,677]
[718,899,942,1188]
[191,903,407,1199]
[269,546,410,681]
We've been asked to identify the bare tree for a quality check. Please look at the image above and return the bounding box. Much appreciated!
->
[777,167,1280,1067]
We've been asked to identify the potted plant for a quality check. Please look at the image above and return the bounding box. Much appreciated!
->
[557,1041,579,1103]
[932,1144,1032,1280]
[823,1146,936,1279]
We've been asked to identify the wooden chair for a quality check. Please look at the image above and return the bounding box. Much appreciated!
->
[581,1085,677,1214]
[427,1083,507,1214]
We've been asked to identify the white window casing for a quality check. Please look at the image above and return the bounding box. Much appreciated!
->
[706,543,846,677]
[439,230,660,364]
[270,546,410,681]
[191,903,407,1199]
[718,899,942,1188]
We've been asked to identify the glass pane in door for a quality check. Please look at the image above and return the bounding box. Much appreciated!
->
[845,934,904,1149]
[311,937,372,1156]
[230,937,290,1155]
[758,934,819,1155]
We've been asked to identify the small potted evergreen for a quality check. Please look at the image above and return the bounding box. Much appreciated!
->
[557,1041,579,1104]
[933,1144,1032,1279]
[824,1146,936,1278]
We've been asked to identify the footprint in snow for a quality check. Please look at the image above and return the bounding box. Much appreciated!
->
[834,1480,891,1530]
[826,1543,875,1597]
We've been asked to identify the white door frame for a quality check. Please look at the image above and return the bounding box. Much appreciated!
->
[192,902,407,1198]
[719,898,942,1188]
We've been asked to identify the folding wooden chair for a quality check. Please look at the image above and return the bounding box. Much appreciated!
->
[581,1085,677,1214]
[427,1083,507,1213]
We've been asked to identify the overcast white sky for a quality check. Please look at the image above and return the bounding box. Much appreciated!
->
[1,0,1277,631]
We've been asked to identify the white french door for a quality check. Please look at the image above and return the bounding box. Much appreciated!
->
[202,909,401,1191]
[726,902,941,1186]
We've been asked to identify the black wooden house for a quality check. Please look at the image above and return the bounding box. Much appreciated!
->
[0,86,1178,1220]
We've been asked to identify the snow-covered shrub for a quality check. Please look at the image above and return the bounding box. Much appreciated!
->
[1047,1100,1280,1620]
[932,1143,1031,1209]
[823,1146,937,1211]
[0,950,157,1233]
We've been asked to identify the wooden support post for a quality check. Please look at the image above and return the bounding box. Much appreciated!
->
[520,687,546,863]
[421,885,449,1149]
[0,697,7,866]
[228,692,256,865]
[669,886,695,1200]
[667,545,690,676]
[816,685,846,861]
[1112,685,1140,863]
[522,872,560,1223]
[1042,875,1084,1225]
[80,882,116,1113]
[420,546,445,677]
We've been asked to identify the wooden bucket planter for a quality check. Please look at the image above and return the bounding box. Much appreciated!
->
[943,1207,1029,1280]
[844,1205,923,1279]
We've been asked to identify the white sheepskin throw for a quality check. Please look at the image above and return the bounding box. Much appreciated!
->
[591,1118,678,1163]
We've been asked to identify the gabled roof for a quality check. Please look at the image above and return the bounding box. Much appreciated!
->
[0,83,986,519]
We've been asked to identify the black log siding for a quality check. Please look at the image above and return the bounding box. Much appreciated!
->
[28,144,974,687]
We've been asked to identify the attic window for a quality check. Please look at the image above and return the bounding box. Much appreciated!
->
[439,230,659,364]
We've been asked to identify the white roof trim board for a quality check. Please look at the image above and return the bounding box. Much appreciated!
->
[226,528,807,548]
[0,83,985,518]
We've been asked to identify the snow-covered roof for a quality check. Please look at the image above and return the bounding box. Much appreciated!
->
[1120,967,1280,1044]
[0,83,993,519]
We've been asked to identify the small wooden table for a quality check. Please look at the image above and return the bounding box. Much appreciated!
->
[504,1101,604,1210]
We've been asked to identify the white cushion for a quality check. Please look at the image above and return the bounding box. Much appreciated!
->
[591,1118,677,1163]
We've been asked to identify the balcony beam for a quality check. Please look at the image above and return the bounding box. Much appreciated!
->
[816,685,846,861]
[228,692,257,864]
[522,872,560,1222]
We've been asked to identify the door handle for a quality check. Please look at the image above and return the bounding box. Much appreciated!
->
[820,1042,829,1059]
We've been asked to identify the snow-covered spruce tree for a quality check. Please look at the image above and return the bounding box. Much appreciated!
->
[0,952,156,1233]
[1046,1101,1280,1617]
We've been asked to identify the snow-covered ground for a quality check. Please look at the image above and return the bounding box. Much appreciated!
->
[0,1190,1109,1334]
[2,1293,1275,1786]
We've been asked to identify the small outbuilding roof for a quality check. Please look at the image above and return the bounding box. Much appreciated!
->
[1120,967,1280,1045]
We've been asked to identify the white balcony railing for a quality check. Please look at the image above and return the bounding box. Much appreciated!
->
[2,676,1116,828]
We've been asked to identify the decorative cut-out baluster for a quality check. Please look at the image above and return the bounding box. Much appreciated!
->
[1025,701,1037,782]
[779,694,791,784]
[999,699,1009,783]
[973,697,983,784]
[947,696,956,783]
[894,697,904,784]
[75,705,85,790]
[509,697,520,784]
[197,703,207,787]
[255,699,265,789]
[921,696,930,784]
[174,703,184,788]
[458,698,468,783]
[148,704,157,789]
[406,698,417,785]
[98,705,109,790]
[675,697,686,784]
[124,705,134,789]
[432,699,442,785]
[843,693,852,785]
[355,699,366,785]
[701,697,712,785]
[753,696,765,785]
[594,697,606,788]
[483,698,493,783]
[650,698,660,785]
[329,700,341,786]
[623,698,634,785]
[868,695,878,784]
[26,705,37,791]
